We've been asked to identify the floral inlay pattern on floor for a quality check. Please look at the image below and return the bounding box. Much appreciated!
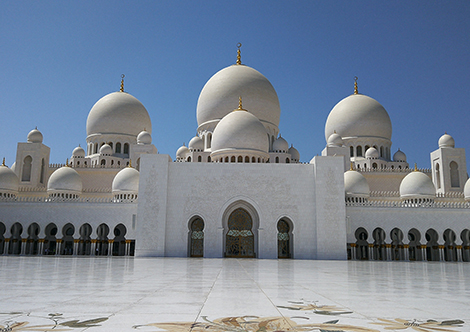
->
[0,312,108,331]
[371,318,465,332]
[277,299,353,316]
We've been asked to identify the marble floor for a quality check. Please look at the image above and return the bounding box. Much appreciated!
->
[0,257,469,331]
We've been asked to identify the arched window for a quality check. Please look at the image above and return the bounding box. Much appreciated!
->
[96,224,110,256]
[238,156,243,163]
[356,146,362,157]
[207,156,211,162]
[435,163,441,189]
[189,218,204,257]
[206,133,212,149]
[245,156,249,163]
[350,146,354,157]
[225,157,229,163]
[21,156,32,182]
[380,146,384,158]
[275,156,279,163]
[252,157,256,163]
[372,163,377,169]
[101,159,106,166]
[187,156,191,162]
[450,161,459,187]
[198,156,202,162]
[123,143,129,155]
[372,228,386,260]
[94,143,98,154]
[231,156,235,163]
[40,158,45,184]
[286,158,290,163]
[116,143,122,154]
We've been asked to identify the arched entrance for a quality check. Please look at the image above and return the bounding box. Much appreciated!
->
[277,219,292,259]
[189,217,204,257]
[225,208,255,258]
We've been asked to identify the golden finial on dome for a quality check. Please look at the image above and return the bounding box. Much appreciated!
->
[2,158,5,166]
[236,43,242,65]
[120,74,125,92]
[235,96,246,112]
[350,162,354,171]
[129,159,132,168]
[66,158,70,167]
[354,76,358,94]
[414,163,418,171]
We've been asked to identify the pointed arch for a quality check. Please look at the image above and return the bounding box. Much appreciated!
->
[21,155,32,181]
[188,216,204,257]
[277,218,293,259]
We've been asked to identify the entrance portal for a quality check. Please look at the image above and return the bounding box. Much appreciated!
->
[225,208,255,258]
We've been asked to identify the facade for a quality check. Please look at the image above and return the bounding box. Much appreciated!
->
[1,47,470,261]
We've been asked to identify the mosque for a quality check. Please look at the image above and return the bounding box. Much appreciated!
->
[1,46,470,262]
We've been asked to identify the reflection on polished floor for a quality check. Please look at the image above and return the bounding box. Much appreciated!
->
[0,257,468,331]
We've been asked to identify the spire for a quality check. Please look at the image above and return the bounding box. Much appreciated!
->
[129,159,132,168]
[236,43,242,65]
[354,76,358,94]
[2,158,5,166]
[235,96,246,112]
[120,74,125,92]
[350,162,354,171]
[414,163,418,171]
[66,158,70,167]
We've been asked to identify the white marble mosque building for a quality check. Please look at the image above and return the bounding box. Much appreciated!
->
[1,46,470,262]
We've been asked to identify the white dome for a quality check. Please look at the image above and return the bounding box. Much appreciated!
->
[100,144,113,155]
[137,130,152,145]
[325,94,392,142]
[365,147,379,159]
[0,164,19,194]
[47,166,82,194]
[211,110,269,155]
[344,170,370,198]
[86,92,152,138]
[112,167,139,193]
[399,171,435,199]
[197,65,280,130]
[393,149,406,162]
[464,178,470,201]
[176,144,190,160]
[273,136,288,152]
[188,136,204,151]
[27,128,43,143]
[438,133,455,148]
[72,145,85,158]
[327,132,344,147]
[288,145,300,162]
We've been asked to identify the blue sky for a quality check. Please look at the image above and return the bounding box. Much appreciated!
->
[1,1,469,172]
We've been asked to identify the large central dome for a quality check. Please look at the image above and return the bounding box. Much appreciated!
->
[196,65,281,131]
[86,91,152,138]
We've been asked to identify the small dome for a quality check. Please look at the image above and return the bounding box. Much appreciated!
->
[27,128,43,143]
[400,171,435,199]
[176,144,190,160]
[211,110,268,155]
[438,133,455,148]
[393,149,406,162]
[325,94,392,142]
[464,178,470,201]
[188,136,204,151]
[197,65,281,131]
[86,92,152,138]
[137,130,152,145]
[344,170,370,198]
[112,167,139,193]
[288,145,300,162]
[72,145,85,158]
[100,144,113,155]
[327,132,344,147]
[47,166,82,194]
[0,164,19,194]
[365,147,379,159]
[273,135,288,152]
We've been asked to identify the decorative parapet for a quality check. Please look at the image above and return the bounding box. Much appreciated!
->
[82,187,112,193]
[0,196,137,204]
[436,192,465,199]
[346,200,470,209]
[49,163,127,169]
[358,167,431,173]
[18,186,47,192]
[369,191,400,197]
